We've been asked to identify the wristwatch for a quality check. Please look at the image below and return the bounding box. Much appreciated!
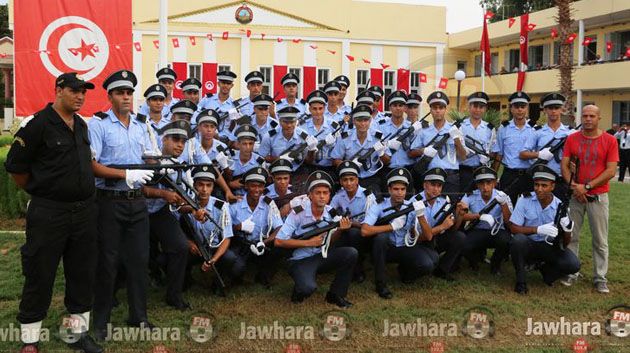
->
[585,183,592,191]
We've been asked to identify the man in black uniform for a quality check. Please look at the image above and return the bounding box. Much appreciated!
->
[5,73,102,353]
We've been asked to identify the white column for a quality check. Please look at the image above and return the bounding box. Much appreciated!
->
[397,47,410,70]
[370,45,383,70]
[132,31,143,111]
[240,35,250,97]
[203,37,217,62]
[159,0,168,68]
[273,40,288,65]
[435,44,444,89]
[342,40,350,77]
[576,89,583,125]
[304,42,317,67]
[172,36,187,62]
[578,19,585,66]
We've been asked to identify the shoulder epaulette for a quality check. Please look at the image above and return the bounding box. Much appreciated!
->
[374,131,383,139]
[527,120,538,127]
[534,125,542,130]
[300,99,306,105]
[487,122,495,130]
[422,121,430,129]
[214,200,225,209]
[135,113,147,123]
[501,120,510,127]
[269,120,278,128]
[263,188,270,195]
[330,121,339,129]
[374,194,385,204]
[275,99,283,104]
[233,99,241,107]
[378,119,387,125]
[521,192,532,198]
[93,111,108,120]
[299,131,309,140]
[205,93,213,98]
[268,129,278,137]
[18,114,36,129]
[341,131,349,139]
[262,196,273,204]
[362,188,372,197]
[384,112,392,118]
[256,156,265,165]
[292,205,304,214]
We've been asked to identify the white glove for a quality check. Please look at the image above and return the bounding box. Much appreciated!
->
[306,135,318,151]
[494,190,509,205]
[290,195,309,209]
[279,154,294,164]
[228,108,240,121]
[423,145,438,158]
[537,223,558,238]
[479,214,495,227]
[142,150,162,158]
[241,218,255,234]
[387,139,402,151]
[332,215,342,223]
[412,120,423,132]
[449,126,463,140]
[479,154,490,165]
[325,134,336,146]
[158,168,176,176]
[125,169,154,188]
[412,200,425,217]
[215,152,229,170]
[560,216,573,232]
[253,141,260,152]
[373,141,387,156]
[391,215,407,231]
[538,147,554,161]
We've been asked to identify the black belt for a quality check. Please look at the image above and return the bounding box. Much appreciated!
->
[459,165,479,171]
[504,167,528,175]
[30,195,94,211]
[97,188,144,200]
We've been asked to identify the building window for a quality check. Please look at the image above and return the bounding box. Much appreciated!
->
[218,65,231,73]
[553,42,574,65]
[188,64,201,81]
[356,69,370,95]
[613,101,630,124]
[583,36,598,63]
[410,72,420,95]
[506,49,520,72]
[259,66,272,95]
[605,30,630,60]
[474,55,481,76]
[457,61,467,72]
[317,68,330,90]
[491,53,499,74]
[528,44,550,70]
[383,70,396,107]
[289,67,302,97]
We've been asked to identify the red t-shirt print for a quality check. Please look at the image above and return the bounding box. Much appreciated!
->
[563,131,619,195]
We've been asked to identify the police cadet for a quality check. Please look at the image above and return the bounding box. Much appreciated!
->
[275,171,357,308]
[409,91,467,193]
[332,104,391,194]
[460,167,512,274]
[181,165,236,297]
[323,80,345,125]
[275,72,307,115]
[405,93,423,124]
[419,168,467,281]
[509,165,580,294]
[230,167,285,287]
[143,83,169,132]
[226,124,264,195]
[265,158,296,218]
[181,77,202,106]
[362,168,434,299]
[259,106,318,181]
[334,75,353,114]
[492,91,536,204]
[520,93,572,199]
[143,120,192,310]
[5,73,102,353]
[459,92,494,192]
[330,161,377,283]
[88,70,156,339]
[354,89,378,130]
[236,70,265,117]
[246,93,278,145]
[301,89,339,176]
[368,86,386,121]
[139,67,179,116]
[197,70,239,135]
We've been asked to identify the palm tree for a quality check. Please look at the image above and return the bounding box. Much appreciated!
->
[555,0,575,125]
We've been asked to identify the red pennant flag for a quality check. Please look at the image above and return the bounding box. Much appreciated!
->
[189,36,196,46]
[517,13,529,91]
[380,63,390,69]
[419,72,427,83]
[626,47,630,57]
[327,50,336,55]
[153,40,159,49]
[172,38,180,48]
[277,37,283,43]
[606,41,613,53]
[345,55,355,61]
[309,44,318,50]
[206,33,213,41]
[484,11,494,20]
[508,17,516,28]
[582,37,593,46]
[0,53,6,58]
[292,38,302,43]
[245,29,252,38]
[565,33,577,44]
[362,58,371,64]
[551,28,558,39]
[438,77,448,89]
[222,31,229,40]
[527,23,536,32]
[480,12,492,77]
[261,33,266,40]
[134,42,142,51]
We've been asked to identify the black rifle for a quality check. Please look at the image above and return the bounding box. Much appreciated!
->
[433,192,468,227]
[292,209,363,240]
[412,120,463,176]
[388,112,432,154]
[372,194,448,226]
[277,131,311,160]
[271,190,308,210]
[529,124,582,169]
[463,198,500,231]
[552,158,579,250]
[349,131,395,171]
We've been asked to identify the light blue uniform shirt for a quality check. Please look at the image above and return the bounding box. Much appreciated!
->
[138,97,179,117]
[236,96,255,117]
[523,124,571,174]
[330,186,374,222]
[276,204,335,260]
[363,197,417,247]
[420,191,450,228]
[492,120,535,169]
[230,195,283,243]
[264,184,292,199]
[462,189,513,230]
[510,191,561,242]
[191,197,233,247]
[275,98,306,116]
[330,129,390,178]
[300,118,337,167]
[88,110,153,190]
[198,94,235,133]
[324,108,345,127]
[258,127,310,171]
[195,136,228,162]
[377,117,416,168]
[460,118,493,167]
[410,122,459,170]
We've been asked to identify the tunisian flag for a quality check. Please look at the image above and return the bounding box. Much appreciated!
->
[14,0,132,116]
[517,13,529,91]
[480,14,492,76]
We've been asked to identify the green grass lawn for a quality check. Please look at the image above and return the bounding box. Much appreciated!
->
[0,183,629,353]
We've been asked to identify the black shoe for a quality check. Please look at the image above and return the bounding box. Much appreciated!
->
[291,290,306,304]
[325,292,353,309]
[67,333,103,353]
[20,342,39,353]
[166,298,192,311]
[514,282,528,295]
[376,283,393,299]
[433,268,455,282]
[127,320,155,329]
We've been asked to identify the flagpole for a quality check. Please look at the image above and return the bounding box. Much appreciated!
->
[481,50,486,92]
[159,0,168,68]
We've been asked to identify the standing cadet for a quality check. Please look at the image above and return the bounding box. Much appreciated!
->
[301,90,339,176]
[334,75,352,115]
[460,167,512,274]
[138,68,179,116]
[143,84,169,133]
[275,73,307,115]
[5,73,102,353]
[88,70,156,339]
[323,81,345,125]
[509,165,580,294]
[492,91,536,204]
[226,124,264,195]
[265,158,298,218]
[197,70,239,136]
[181,77,202,106]
[368,86,387,121]
[408,92,467,193]
[520,93,572,199]
[405,93,423,124]
[244,93,278,146]
[236,70,265,117]
[362,168,435,299]
[275,171,357,308]
[459,92,493,192]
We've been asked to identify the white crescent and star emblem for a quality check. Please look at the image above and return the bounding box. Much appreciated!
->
[205,81,214,91]
[399,169,404,175]
[122,71,128,78]
[316,172,322,178]
[175,80,183,90]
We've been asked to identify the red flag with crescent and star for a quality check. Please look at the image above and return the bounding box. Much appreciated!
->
[14,0,132,116]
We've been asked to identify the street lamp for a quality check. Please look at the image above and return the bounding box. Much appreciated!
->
[454,70,466,112]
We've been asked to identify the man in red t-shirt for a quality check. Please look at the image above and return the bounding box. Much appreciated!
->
[561,105,618,294]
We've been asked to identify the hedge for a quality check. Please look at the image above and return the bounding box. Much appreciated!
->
[0,146,29,218]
